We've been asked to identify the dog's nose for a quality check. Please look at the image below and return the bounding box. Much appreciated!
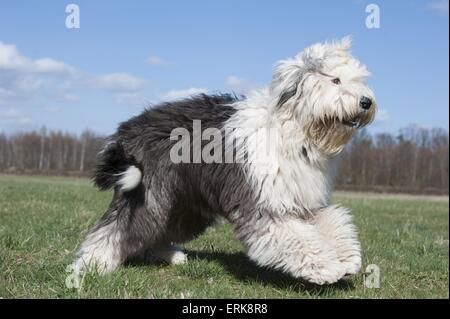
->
[360,96,372,110]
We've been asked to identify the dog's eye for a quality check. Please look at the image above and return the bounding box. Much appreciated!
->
[332,78,341,85]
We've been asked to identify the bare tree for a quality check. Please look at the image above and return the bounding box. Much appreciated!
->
[79,132,87,172]
[39,126,46,171]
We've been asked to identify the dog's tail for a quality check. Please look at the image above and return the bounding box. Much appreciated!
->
[93,140,142,192]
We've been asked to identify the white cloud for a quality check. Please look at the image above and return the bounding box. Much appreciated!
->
[225,75,258,94]
[0,41,146,106]
[146,55,171,66]
[0,109,32,124]
[162,87,208,100]
[0,41,79,106]
[43,81,79,102]
[93,73,145,92]
[0,42,32,70]
[34,58,76,76]
[0,42,77,76]
[114,92,148,106]
[0,76,42,101]
[427,0,449,14]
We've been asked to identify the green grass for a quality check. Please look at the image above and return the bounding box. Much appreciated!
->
[0,174,448,298]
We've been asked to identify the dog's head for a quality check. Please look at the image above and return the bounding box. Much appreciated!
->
[270,36,376,155]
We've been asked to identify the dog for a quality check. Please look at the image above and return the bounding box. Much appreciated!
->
[73,37,376,285]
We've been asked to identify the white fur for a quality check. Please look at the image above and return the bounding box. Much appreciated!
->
[224,91,335,215]
[313,205,361,275]
[117,165,142,192]
[270,36,374,126]
[155,246,188,265]
[224,37,375,215]
[73,220,122,276]
[243,214,347,285]
[224,37,374,283]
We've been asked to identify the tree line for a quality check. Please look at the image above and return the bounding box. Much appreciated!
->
[0,125,448,194]
[337,126,448,194]
[0,127,103,176]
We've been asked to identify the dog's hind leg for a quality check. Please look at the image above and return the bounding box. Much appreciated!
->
[72,139,146,276]
[233,213,347,285]
[312,205,361,276]
[73,209,124,275]
[142,245,188,265]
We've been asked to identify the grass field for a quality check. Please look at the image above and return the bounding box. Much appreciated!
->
[0,174,448,299]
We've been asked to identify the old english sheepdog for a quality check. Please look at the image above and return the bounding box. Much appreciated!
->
[73,37,376,285]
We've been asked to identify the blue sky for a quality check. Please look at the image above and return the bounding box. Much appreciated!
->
[0,0,448,135]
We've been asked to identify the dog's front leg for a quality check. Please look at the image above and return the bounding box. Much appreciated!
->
[234,213,347,285]
[312,205,362,276]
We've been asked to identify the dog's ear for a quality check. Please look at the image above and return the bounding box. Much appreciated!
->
[272,61,302,108]
[277,81,298,108]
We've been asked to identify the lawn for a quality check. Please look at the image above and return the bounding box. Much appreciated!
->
[0,174,448,298]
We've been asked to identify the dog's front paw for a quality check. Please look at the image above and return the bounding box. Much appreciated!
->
[334,236,361,276]
[340,253,361,276]
[312,205,362,277]
[300,259,347,285]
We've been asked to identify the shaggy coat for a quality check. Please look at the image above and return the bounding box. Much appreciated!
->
[73,37,376,285]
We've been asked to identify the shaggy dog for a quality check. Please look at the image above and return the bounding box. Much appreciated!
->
[73,37,376,285]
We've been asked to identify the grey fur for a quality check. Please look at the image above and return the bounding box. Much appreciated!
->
[80,94,261,265]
